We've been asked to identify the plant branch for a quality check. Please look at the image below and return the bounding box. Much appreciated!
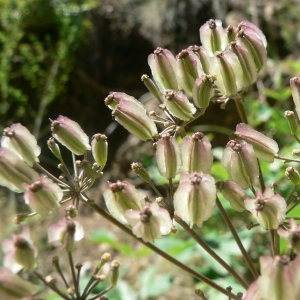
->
[33,270,70,300]
[216,197,259,279]
[177,218,249,289]
[84,199,241,299]
[68,251,80,299]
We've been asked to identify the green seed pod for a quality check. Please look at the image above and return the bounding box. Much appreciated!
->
[285,167,300,185]
[91,134,108,168]
[199,19,227,56]
[164,90,196,121]
[192,75,215,109]
[285,111,298,135]
[148,47,179,93]
[176,49,203,95]
[51,116,91,155]
[1,123,41,167]
[290,77,300,120]
[156,133,181,179]
[181,132,213,173]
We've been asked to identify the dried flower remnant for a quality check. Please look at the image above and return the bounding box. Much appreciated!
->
[0,147,39,193]
[244,188,286,230]
[174,172,216,228]
[125,201,172,242]
[181,132,213,173]
[51,115,91,155]
[48,217,84,252]
[2,226,37,273]
[24,177,62,217]
[1,123,41,167]
[103,181,144,224]
[222,140,259,189]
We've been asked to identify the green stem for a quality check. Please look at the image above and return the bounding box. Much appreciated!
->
[276,155,300,163]
[177,218,249,289]
[216,197,259,279]
[232,94,248,124]
[68,251,80,299]
[287,200,300,214]
[89,284,114,300]
[84,199,240,299]
[34,162,68,187]
[270,230,275,256]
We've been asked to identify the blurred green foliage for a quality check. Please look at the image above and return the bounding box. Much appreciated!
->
[0,0,96,135]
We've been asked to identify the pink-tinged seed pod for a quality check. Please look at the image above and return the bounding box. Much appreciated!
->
[0,147,39,193]
[164,90,196,121]
[238,20,267,48]
[188,45,211,74]
[125,201,172,242]
[1,123,41,167]
[199,19,227,56]
[176,49,204,95]
[226,25,238,43]
[23,177,62,217]
[91,133,108,168]
[278,219,300,254]
[228,41,258,87]
[181,132,213,173]
[211,50,243,96]
[290,77,300,120]
[233,123,279,163]
[257,255,300,300]
[222,140,259,189]
[0,267,38,299]
[174,172,216,228]
[2,226,37,273]
[236,28,267,72]
[155,133,181,179]
[192,74,215,109]
[243,281,261,300]
[216,180,247,212]
[106,92,158,141]
[104,92,145,110]
[48,217,84,252]
[148,47,179,92]
[103,181,144,224]
[51,115,91,155]
[244,188,286,230]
